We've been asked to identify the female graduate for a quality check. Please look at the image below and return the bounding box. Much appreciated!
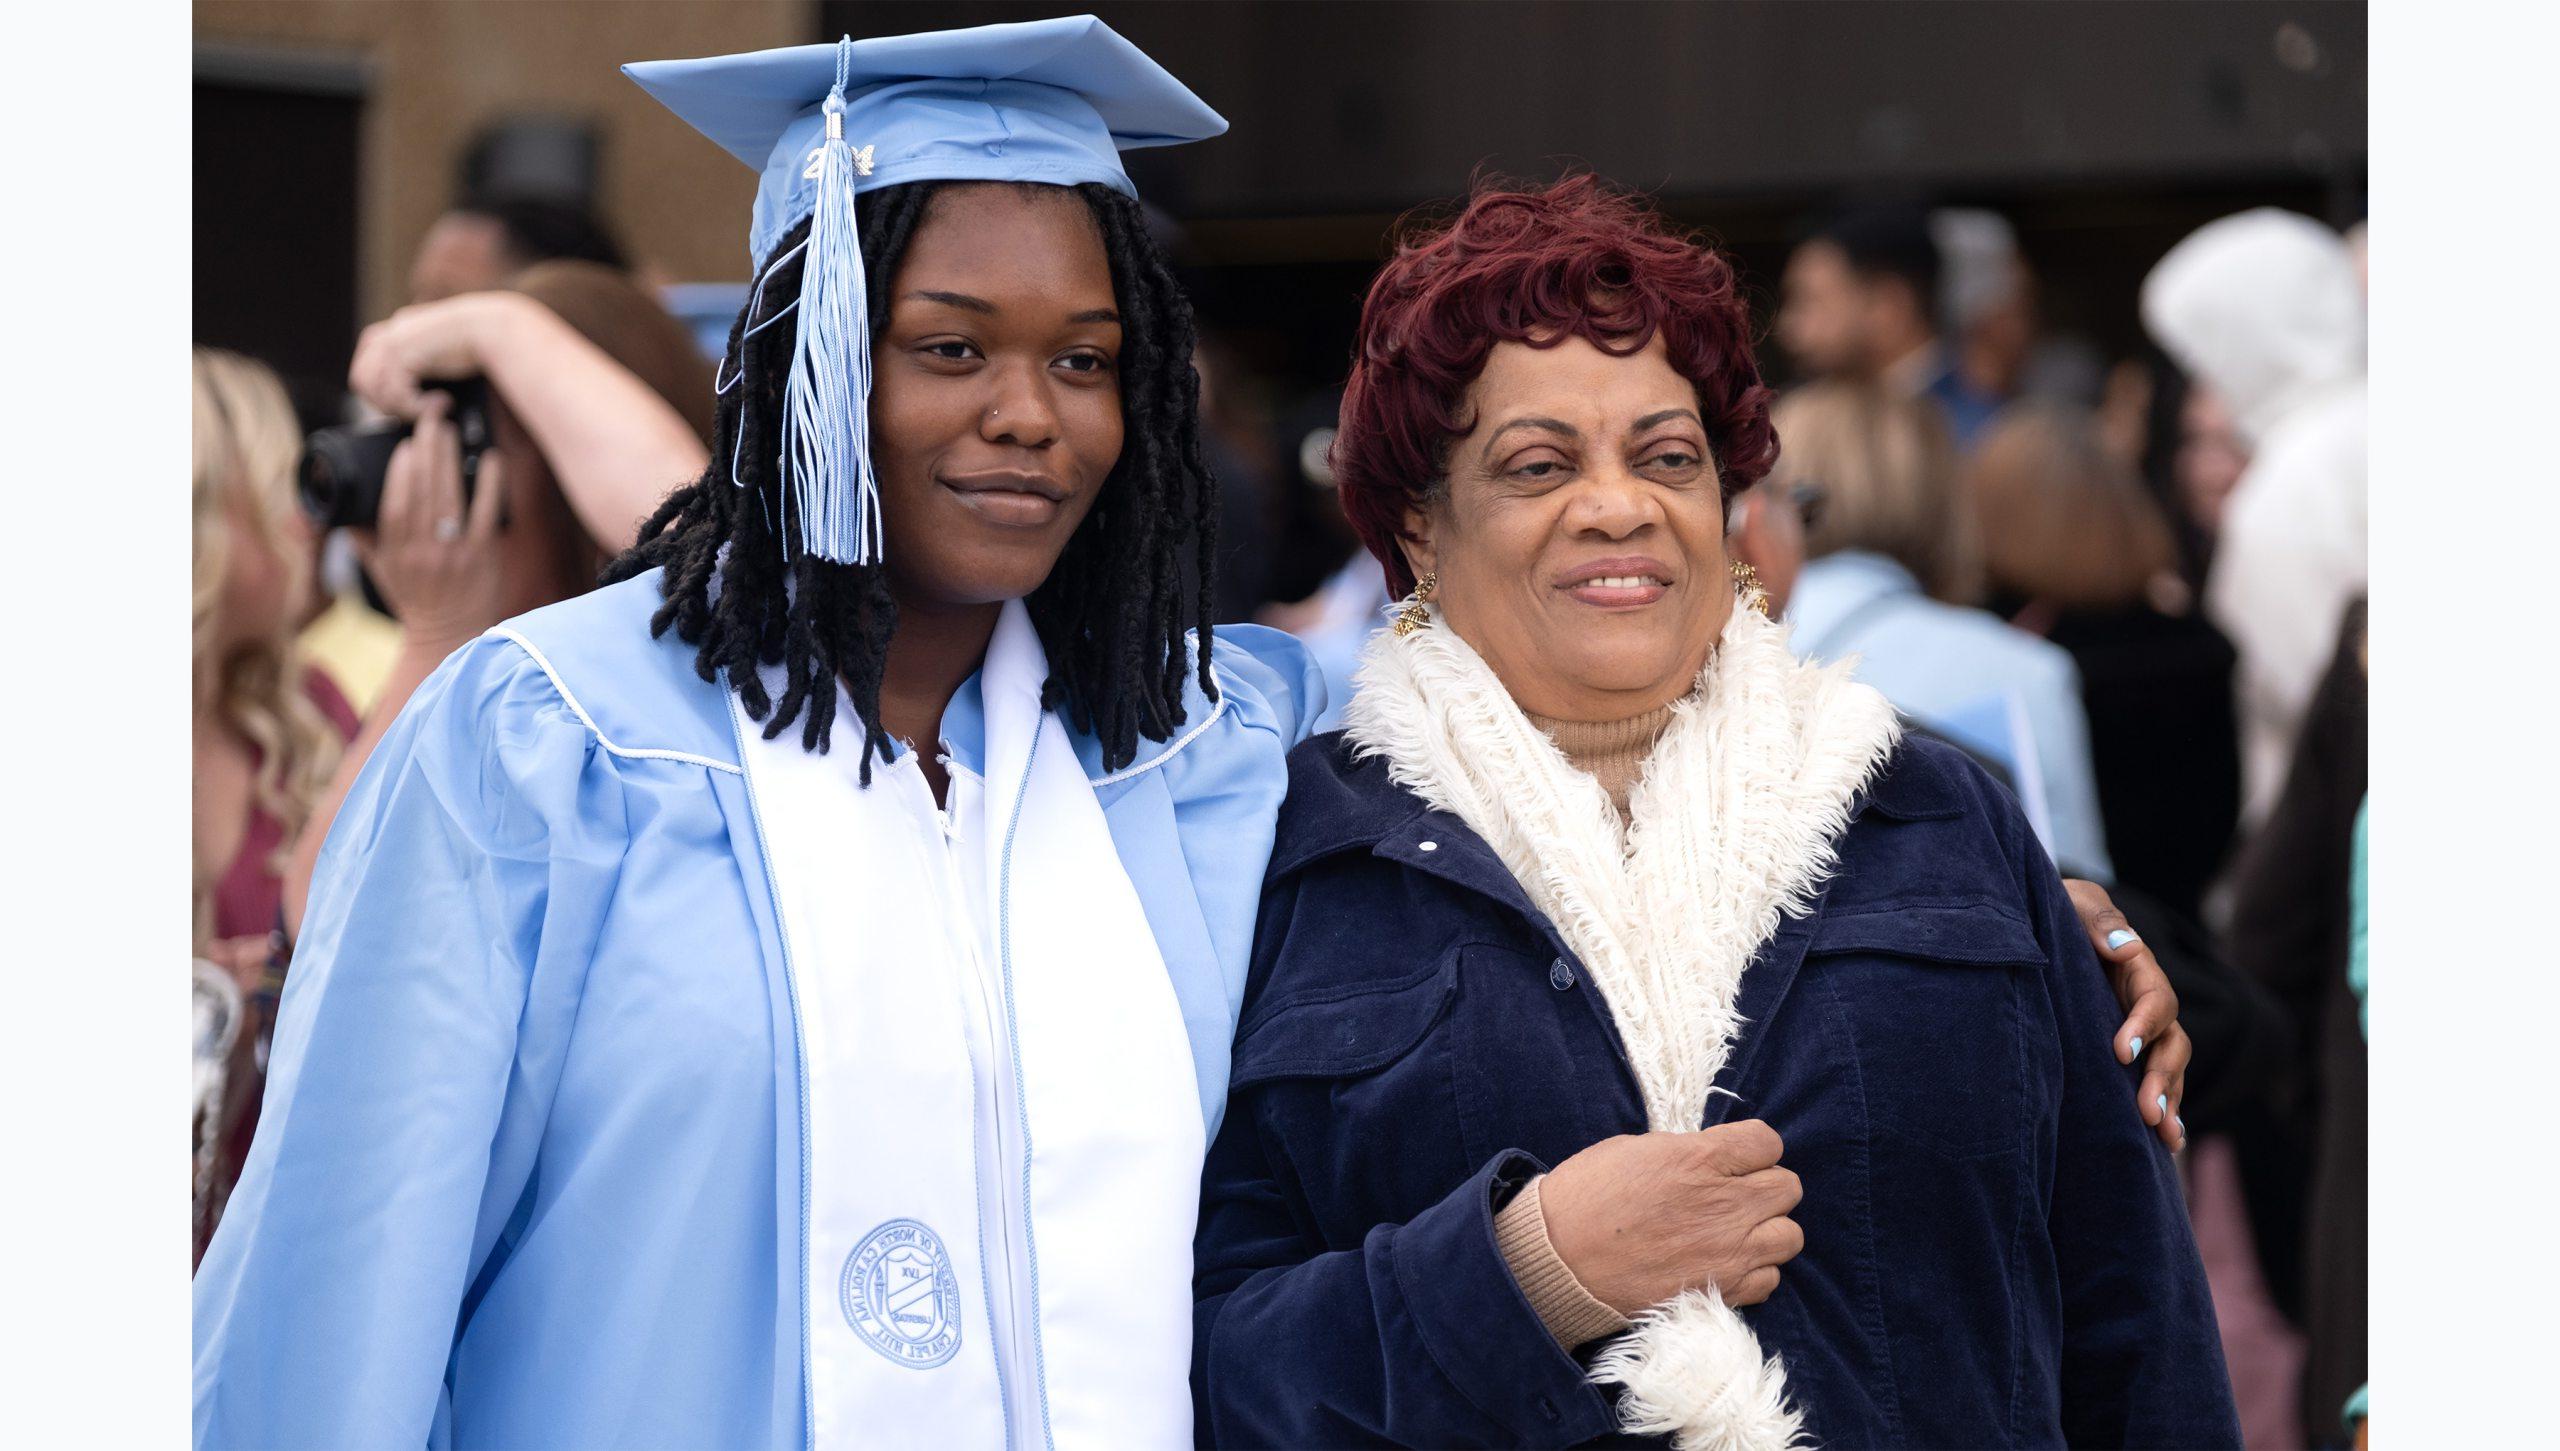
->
[192,19,1317,1451]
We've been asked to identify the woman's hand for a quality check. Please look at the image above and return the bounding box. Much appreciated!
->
[348,293,533,420]
[203,935,276,995]
[353,393,511,655]
[2064,878,2191,1151]
[1538,1120,1804,1315]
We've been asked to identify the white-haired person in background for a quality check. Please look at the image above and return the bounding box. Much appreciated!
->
[2142,208,2365,831]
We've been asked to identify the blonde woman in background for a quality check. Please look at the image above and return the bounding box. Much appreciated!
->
[192,347,356,972]
[1773,380,2115,879]
[192,347,357,1258]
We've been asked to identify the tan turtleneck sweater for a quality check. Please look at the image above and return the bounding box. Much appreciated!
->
[1491,700,1679,1348]
[1523,703,1676,818]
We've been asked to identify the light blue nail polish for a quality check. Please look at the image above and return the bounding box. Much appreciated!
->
[2127,1035,2143,1058]
[2157,1094,2169,1116]
[2106,929,2139,951]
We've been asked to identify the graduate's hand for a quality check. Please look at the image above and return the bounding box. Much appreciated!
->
[349,293,532,420]
[1539,1120,1803,1315]
[354,393,510,653]
[2064,878,2190,1152]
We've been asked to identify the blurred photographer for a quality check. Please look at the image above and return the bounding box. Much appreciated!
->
[282,261,713,933]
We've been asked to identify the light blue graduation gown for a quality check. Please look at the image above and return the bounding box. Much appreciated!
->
[191,571,1322,1450]
[1786,549,2116,881]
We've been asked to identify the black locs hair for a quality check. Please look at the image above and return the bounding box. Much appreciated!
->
[606,181,1218,781]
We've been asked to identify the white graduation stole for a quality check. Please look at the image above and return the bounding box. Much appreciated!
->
[734,601,1203,1450]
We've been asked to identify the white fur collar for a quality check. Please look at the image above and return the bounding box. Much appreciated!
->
[1343,599,1899,1451]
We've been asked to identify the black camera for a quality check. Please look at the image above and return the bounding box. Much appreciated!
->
[298,378,495,530]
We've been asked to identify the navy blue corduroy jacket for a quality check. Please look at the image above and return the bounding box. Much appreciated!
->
[1192,730,2240,1449]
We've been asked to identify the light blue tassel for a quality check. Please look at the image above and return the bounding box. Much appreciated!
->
[779,39,882,565]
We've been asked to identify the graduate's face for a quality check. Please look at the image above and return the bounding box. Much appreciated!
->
[869,184,1125,609]
[1398,335,1734,722]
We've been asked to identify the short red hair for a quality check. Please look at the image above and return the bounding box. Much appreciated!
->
[1332,174,1778,596]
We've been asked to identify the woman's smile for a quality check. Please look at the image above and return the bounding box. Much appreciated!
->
[1557,555,1677,609]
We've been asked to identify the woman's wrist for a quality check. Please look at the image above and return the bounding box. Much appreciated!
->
[464,293,550,379]
[394,626,483,670]
[1493,1173,1633,1350]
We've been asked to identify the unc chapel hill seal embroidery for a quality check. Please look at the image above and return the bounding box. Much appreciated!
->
[842,1219,963,1369]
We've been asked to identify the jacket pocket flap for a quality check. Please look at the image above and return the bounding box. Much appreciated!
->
[1231,959,1460,1089]
[1807,899,2047,969]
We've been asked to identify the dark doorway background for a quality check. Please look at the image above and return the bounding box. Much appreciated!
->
[820,0,2365,395]
[195,47,368,431]
[818,1,2364,606]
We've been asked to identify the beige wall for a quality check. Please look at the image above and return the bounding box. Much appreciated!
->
[197,0,814,325]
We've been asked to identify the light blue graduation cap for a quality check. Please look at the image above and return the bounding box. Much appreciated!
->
[624,15,1226,565]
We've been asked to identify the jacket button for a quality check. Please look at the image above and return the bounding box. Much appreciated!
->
[1548,958,1574,990]
[1417,840,1439,852]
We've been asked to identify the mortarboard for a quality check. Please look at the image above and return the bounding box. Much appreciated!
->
[624,16,1225,566]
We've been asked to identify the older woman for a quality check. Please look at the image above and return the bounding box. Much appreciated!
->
[1191,178,2239,1448]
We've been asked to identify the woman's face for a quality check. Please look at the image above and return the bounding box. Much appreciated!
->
[486,403,601,608]
[213,479,310,653]
[869,184,1125,610]
[1401,335,1734,720]
[2175,385,2247,536]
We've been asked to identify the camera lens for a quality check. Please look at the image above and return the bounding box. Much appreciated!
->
[297,422,408,530]
[297,379,488,530]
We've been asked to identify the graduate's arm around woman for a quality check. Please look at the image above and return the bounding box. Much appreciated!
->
[193,633,621,1449]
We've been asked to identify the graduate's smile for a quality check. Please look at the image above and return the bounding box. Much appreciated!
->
[939,469,1070,528]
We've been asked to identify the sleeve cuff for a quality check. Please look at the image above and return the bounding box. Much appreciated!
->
[1388,1150,1618,1444]
[1494,1174,1633,1351]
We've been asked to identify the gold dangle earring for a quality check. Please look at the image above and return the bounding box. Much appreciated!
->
[1392,571,1439,636]
[1730,559,1771,617]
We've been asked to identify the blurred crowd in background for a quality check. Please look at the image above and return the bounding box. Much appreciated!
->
[191,3,2366,1447]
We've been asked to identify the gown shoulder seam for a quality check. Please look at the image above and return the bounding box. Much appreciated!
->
[485,626,744,776]
[1091,690,1229,785]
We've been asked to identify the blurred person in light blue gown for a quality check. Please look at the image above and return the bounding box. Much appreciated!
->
[1772,380,2113,880]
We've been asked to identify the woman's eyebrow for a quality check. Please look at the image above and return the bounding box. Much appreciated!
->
[1631,407,1704,432]
[1481,416,1579,461]
[906,289,995,314]
[903,291,1119,327]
